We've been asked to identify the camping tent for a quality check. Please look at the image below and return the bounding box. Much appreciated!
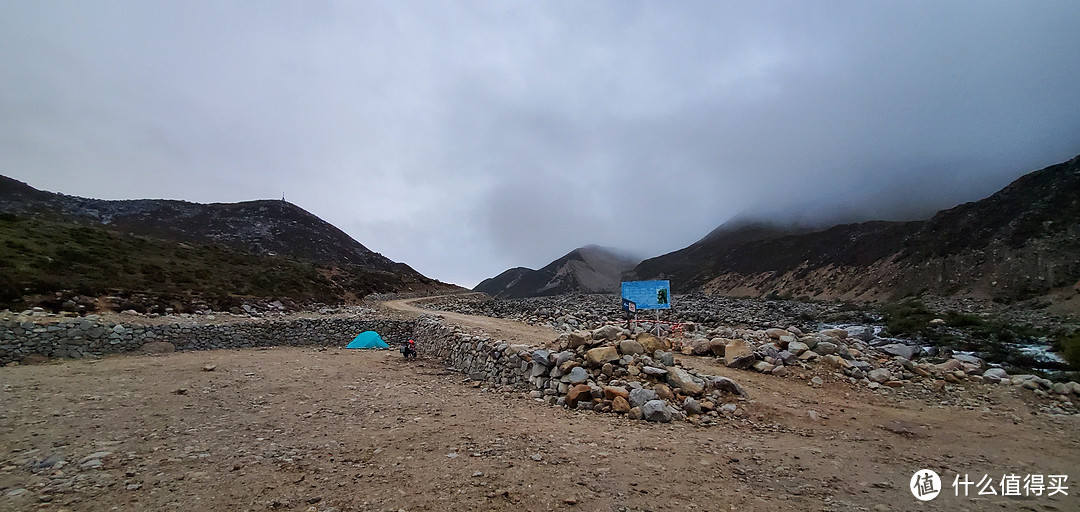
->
[346,330,389,349]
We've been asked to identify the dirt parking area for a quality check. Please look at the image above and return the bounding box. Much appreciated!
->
[1,325,1079,511]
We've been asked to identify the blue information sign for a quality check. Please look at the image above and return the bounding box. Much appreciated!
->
[620,280,671,310]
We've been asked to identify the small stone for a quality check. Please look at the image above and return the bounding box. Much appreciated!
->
[202,364,217,372]
[530,453,543,461]
[126,483,142,490]
[810,376,824,387]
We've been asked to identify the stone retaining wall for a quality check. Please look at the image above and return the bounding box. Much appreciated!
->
[0,315,415,365]
[412,315,538,389]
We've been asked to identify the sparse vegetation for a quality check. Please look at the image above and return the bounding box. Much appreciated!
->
[879,299,1067,372]
[0,215,412,310]
[1061,332,1080,370]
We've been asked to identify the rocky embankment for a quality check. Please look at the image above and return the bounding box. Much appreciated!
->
[420,293,866,332]
[420,294,1080,415]
[414,315,750,424]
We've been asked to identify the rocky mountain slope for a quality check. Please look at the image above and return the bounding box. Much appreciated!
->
[475,245,641,299]
[628,154,1080,302]
[0,175,411,272]
[0,176,453,309]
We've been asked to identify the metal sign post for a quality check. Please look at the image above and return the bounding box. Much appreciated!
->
[620,280,671,337]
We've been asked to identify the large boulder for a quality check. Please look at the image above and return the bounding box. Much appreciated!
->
[585,346,620,367]
[636,333,668,355]
[765,328,789,339]
[723,339,754,368]
[815,341,838,355]
[531,350,552,366]
[641,400,673,423]
[879,343,915,360]
[983,368,1009,380]
[592,325,625,341]
[708,338,727,357]
[617,339,645,356]
[603,386,630,400]
[786,341,810,356]
[868,368,892,383]
[565,384,593,408]
[567,366,590,384]
[820,328,848,339]
[690,339,713,356]
[628,388,659,409]
[612,396,631,413]
[709,376,749,398]
[683,397,702,415]
[567,331,590,349]
[952,354,987,372]
[666,367,705,396]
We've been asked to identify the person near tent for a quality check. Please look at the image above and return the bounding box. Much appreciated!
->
[399,338,417,360]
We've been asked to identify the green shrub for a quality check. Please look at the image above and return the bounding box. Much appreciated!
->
[1062,333,1080,370]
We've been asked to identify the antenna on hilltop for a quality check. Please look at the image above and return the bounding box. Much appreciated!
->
[281,192,285,202]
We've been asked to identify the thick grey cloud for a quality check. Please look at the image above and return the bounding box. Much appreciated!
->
[2,1,1079,287]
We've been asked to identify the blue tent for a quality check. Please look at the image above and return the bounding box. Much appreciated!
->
[346,331,389,349]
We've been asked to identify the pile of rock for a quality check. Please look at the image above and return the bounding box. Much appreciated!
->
[422,293,869,333]
[676,324,1080,412]
[413,317,749,424]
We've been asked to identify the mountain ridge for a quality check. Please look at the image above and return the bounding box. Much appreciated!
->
[0,175,454,309]
[475,245,641,299]
[628,154,1080,302]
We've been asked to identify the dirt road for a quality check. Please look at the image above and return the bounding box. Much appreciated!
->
[382,295,561,347]
[1,304,1078,511]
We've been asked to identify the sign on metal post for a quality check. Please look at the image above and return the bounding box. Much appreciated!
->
[622,298,636,313]
[620,280,671,310]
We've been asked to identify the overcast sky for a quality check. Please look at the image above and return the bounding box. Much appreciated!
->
[2,2,1079,287]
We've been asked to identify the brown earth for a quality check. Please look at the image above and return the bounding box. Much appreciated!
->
[1,300,1078,511]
